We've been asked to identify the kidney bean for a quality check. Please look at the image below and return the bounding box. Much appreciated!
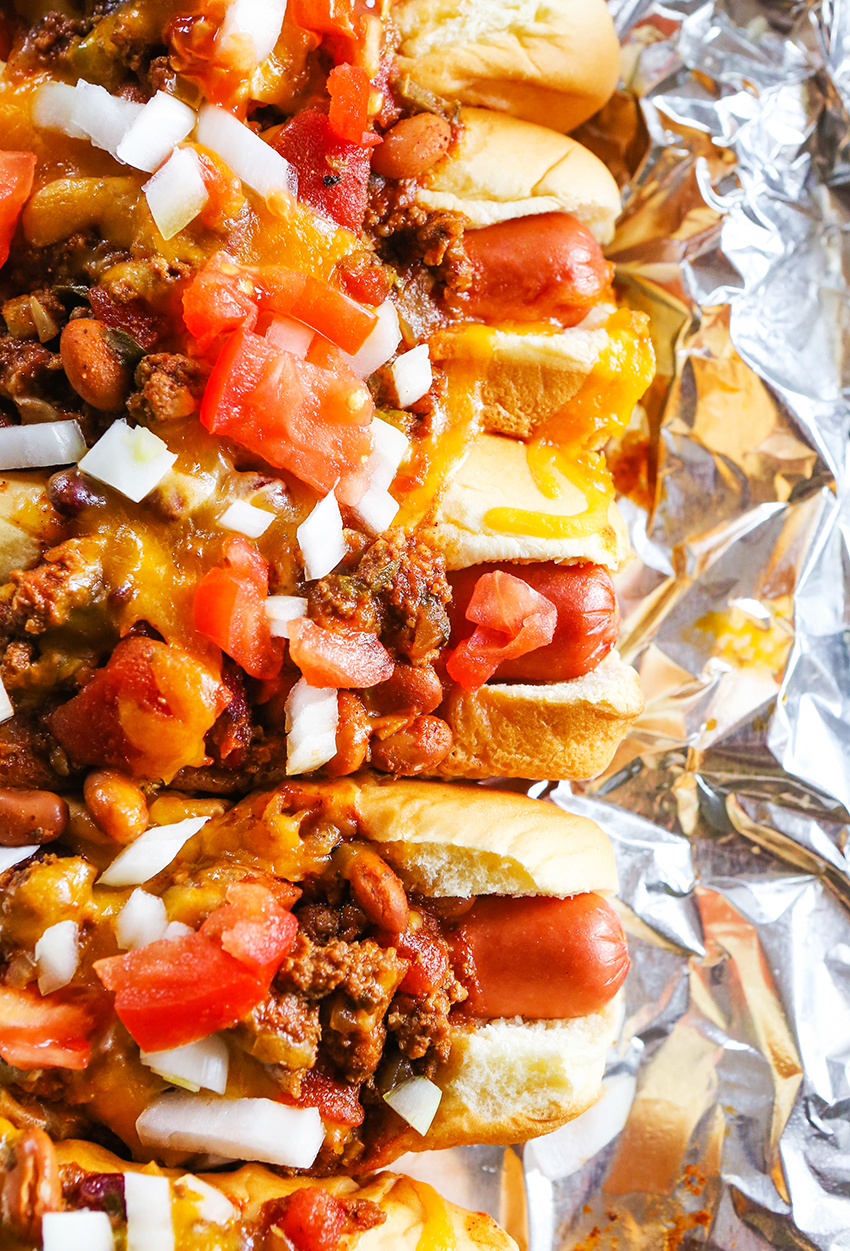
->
[47,467,104,516]
[333,841,409,934]
[60,318,131,410]
[369,715,452,776]
[369,663,443,716]
[371,113,452,180]
[0,788,68,846]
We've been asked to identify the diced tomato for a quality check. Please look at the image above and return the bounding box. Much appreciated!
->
[453,894,630,1020]
[194,148,247,230]
[0,987,93,1071]
[183,253,259,352]
[327,64,380,147]
[48,637,230,783]
[252,268,376,356]
[271,110,371,234]
[87,287,164,350]
[95,932,277,1052]
[276,1188,348,1251]
[0,151,36,270]
[447,563,619,683]
[194,536,282,680]
[184,253,376,357]
[201,882,298,974]
[288,0,356,40]
[291,1068,364,1126]
[374,918,448,995]
[445,571,558,690]
[288,618,393,689]
[334,253,392,307]
[201,326,373,495]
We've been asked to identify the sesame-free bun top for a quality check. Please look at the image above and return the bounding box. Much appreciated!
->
[424,433,632,571]
[355,776,619,898]
[393,0,621,134]
[417,107,621,240]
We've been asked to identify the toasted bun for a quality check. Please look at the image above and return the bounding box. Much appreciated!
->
[424,432,631,570]
[45,1141,517,1250]
[436,651,644,780]
[354,774,619,897]
[417,108,621,240]
[393,0,620,134]
[431,317,612,438]
[363,998,621,1168]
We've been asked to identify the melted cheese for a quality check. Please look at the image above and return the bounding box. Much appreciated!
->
[412,1180,457,1251]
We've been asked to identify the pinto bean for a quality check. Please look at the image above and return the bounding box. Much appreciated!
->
[333,841,409,934]
[83,769,148,843]
[324,692,371,777]
[2,1128,61,1242]
[369,664,443,716]
[370,715,452,776]
[0,788,68,846]
[60,318,131,410]
[371,113,452,180]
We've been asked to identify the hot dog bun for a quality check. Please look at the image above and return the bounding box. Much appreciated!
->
[431,314,614,439]
[417,107,621,239]
[0,1129,517,1250]
[425,433,631,570]
[393,0,620,134]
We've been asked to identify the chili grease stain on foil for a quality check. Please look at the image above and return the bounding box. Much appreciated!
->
[396,1,850,1247]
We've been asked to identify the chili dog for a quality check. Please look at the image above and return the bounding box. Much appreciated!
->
[0,778,627,1173]
[0,1123,517,1251]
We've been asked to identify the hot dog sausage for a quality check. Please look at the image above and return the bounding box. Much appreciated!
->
[455,212,613,326]
[447,562,619,683]
[452,892,629,1019]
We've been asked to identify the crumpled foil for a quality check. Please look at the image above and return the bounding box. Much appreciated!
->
[396,2,850,1247]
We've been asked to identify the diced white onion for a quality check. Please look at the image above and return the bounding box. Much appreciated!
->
[124,1172,174,1251]
[72,81,144,160]
[352,482,399,533]
[0,420,86,470]
[0,675,13,725]
[340,300,401,379]
[141,1035,229,1095]
[296,491,345,581]
[116,889,169,950]
[117,91,197,173]
[34,919,79,994]
[143,147,209,241]
[217,0,287,67]
[285,679,338,775]
[163,920,194,940]
[78,420,177,504]
[33,81,86,139]
[175,1174,235,1226]
[0,845,38,873]
[391,344,432,407]
[136,1093,324,1168]
[98,817,210,888]
[42,1209,115,1251]
[383,1077,442,1136]
[264,595,307,639]
[196,103,297,200]
[263,314,314,358]
[369,418,409,489]
[218,498,274,538]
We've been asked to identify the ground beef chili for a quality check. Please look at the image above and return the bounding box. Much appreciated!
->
[0,782,628,1175]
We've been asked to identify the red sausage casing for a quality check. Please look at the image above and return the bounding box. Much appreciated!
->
[458,212,614,326]
[452,893,629,1020]
[448,562,620,683]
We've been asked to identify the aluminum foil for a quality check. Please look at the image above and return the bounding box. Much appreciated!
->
[397,2,850,1246]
